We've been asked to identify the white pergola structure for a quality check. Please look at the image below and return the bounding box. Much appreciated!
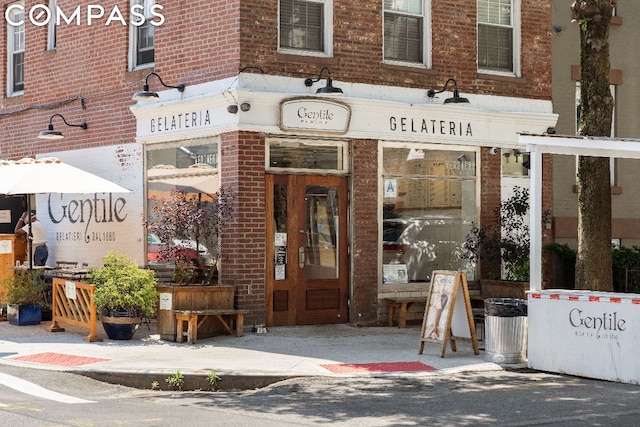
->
[519,133,640,385]
[521,132,640,289]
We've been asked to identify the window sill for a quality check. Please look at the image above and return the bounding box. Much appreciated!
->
[275,52,338,66]
[381,63,436,75]
[477,72,526,84]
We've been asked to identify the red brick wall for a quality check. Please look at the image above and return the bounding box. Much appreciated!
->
[350,139,379,323]
[219,131,266,325]
[1,0,241,159]
[240,0,552,99]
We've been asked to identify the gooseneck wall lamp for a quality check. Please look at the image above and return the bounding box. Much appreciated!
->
[427,78,470,104]
[304,67,343,94]
[38,114,87,140]
[132,72,186,101]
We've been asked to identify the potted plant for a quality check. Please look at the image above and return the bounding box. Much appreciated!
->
[147,187,234,285]
[459,187,537,298]
[88,252,159,340]
[4,269,48,326]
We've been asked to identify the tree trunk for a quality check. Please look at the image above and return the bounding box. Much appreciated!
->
[571,1,616,291]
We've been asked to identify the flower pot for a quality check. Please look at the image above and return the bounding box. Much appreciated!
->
[101,310,141,340]
[7,303,42,326]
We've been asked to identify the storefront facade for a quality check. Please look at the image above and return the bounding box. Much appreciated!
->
[131,74,557,326]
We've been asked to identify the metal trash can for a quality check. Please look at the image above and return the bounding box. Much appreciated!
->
[484,298,528,364]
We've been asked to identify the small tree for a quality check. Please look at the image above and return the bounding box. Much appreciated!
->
[147,187,234,283]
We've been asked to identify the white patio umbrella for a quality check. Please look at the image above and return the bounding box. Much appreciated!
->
[0,157,132,195]
[0,157,132,268]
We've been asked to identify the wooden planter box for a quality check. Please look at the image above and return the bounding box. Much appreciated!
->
[156,285,235,341]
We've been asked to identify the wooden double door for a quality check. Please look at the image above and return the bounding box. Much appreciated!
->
[266,174,349,325]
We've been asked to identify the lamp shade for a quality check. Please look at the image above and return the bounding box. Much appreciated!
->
[37,129,64,140]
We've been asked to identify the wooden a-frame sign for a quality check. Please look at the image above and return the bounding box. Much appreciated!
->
[418,270,479,358]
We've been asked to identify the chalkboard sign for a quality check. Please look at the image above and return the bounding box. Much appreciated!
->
[419,270,479,358]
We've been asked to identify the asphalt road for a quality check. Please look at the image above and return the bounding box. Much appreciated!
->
[2,364,640,426]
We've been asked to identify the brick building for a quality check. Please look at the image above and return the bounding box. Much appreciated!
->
[1,1,556,327]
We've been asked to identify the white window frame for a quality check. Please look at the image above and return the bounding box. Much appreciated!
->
[278,0,334,58]
[575,82,617,185]
[47,0,57,51]
[383,0,432,69]
[6,1,25,97]
[129,0,155,70]
[477,0,521,77]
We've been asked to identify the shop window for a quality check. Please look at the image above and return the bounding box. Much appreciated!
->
[382,146,478,283]
[267,139,348,174]
[145,139,220,265]
[6,1,25,96]
[129,0,155,69]
[279,0,333,57]
[477,0,521,76]
[383,0,431,67]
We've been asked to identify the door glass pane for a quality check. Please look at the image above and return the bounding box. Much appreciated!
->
[305,185,338,279]
[273,184,288,280]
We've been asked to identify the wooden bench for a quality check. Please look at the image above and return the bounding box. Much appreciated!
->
[173,309,248,344]
[384,297,428,328]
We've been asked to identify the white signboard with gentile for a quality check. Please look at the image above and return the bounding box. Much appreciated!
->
[528,290,640,385]
[36,144,144,268]
[279,98,351,134]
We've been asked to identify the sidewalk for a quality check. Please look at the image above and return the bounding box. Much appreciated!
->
[0,319,507,390]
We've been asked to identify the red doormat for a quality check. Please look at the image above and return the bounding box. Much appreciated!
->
[321,361,436,374]
[9,352,111,367]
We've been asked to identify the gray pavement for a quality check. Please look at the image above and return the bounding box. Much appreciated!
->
[0,319,509,390]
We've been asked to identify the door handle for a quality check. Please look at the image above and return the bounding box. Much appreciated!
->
[298,247,305,268]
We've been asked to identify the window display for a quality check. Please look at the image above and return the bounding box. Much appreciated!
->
[382,146,477,283]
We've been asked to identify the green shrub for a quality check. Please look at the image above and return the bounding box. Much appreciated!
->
[4,270,48,306]
[89,252,158,317]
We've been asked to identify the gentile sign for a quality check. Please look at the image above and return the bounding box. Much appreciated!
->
[280,98,351,134]
[528,290,640,384]
[37,144,144,267]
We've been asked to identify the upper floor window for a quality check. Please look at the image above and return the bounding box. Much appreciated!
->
[130,0,155,69]
[6,1,25,96]
[279,0,333,57]
[477,0,520,76]
[383,0,431,67]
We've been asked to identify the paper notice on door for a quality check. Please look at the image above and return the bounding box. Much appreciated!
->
[275,264,286,280]
[275,233,287,246]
